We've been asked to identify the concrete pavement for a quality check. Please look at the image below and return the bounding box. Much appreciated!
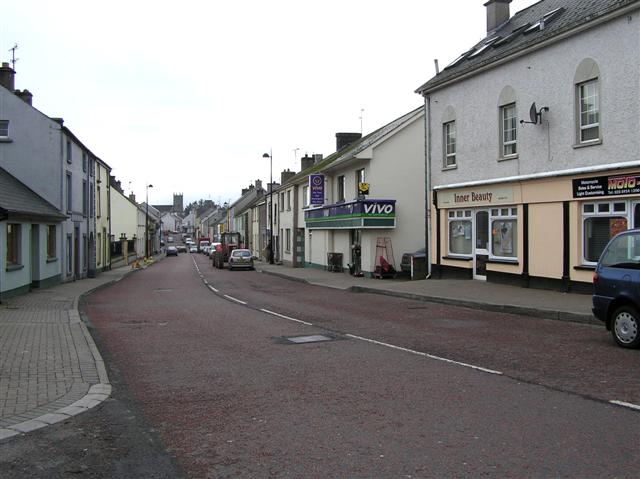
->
[254,261,595,324]
[0,260,156,443]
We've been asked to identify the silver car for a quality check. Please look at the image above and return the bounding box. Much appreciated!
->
[228,249,254,271]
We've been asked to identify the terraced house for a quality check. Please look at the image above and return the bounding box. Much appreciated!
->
[416,0,640,291]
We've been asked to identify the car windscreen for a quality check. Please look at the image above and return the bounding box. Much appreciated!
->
[232,250,251,257]
[600,233,640,269]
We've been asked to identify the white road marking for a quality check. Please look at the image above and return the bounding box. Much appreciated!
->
[345,333,503,375]
[208,285,219,293]
[260,309,313,326]
[203,280,208,285]
[224,295,247,305]
[610,400,640,411]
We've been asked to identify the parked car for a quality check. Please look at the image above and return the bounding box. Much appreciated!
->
[176,245,187,253]
[593,229,640,349]
[166,246,178,257]
[228,249,254,271]
[400,247,426,273]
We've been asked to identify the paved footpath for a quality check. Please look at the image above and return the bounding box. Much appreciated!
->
[0,264,141,442]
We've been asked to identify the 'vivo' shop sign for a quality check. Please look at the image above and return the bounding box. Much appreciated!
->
[305,199,396,229]
[309,174,325,205]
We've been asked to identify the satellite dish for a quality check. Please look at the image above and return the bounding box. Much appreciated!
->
[529,102,538,124]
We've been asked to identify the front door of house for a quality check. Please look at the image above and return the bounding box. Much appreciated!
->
[474,210,489,280]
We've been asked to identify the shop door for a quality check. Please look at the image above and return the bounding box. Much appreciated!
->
[474,210,489,280]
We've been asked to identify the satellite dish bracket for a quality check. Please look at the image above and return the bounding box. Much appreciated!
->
[519,102,549,126]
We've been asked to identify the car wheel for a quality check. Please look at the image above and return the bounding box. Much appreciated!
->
[611,305,640,348]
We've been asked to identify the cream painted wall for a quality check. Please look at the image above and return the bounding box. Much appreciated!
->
[110,188,138,244]
[528,203,563,279]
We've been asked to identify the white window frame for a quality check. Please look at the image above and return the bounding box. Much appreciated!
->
[501,103,517,158]
[578,79,600,143]
[337,175,346,202]
[447,209,472,257]
[302,185,309,208]
[582,200,629,265]
[489,207,518,259]
[443,121,456,168]
[0,119,9,137]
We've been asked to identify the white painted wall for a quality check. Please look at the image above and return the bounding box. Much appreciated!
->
[428,13,640,189]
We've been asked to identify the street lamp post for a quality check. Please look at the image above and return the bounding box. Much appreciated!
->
[262,151,274,264]
[145,184,153,259]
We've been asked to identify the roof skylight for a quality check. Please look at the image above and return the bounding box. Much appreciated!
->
[524,7,565,34]
[493,23,530,47]
[467,36,501,59]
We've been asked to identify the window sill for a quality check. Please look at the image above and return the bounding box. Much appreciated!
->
[498,154,518,162]
[6,264,24,272]
[442,165,457,171]
[442,255,472,262]
[0,137,13,143]
[574,264,596,271]
[573,139,602,149]
[46,257,58,263]
[487,258,519,265]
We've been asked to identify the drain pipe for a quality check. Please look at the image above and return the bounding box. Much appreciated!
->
[424,95,432,279]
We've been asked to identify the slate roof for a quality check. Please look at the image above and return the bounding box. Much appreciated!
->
[0,167,66,221]
[416,0,639,94]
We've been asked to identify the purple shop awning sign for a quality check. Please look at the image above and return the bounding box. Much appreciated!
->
[309,174,324,205]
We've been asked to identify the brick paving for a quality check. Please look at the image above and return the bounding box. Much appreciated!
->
[0,265,137,441]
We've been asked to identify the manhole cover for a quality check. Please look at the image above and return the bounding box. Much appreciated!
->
[283,334,335,344]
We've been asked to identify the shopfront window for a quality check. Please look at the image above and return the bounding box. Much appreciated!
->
[448,210,472,255]
[583,201,628,263]
[490,207,518,258]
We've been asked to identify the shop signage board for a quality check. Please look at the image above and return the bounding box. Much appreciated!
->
[305,199,396,229]
[437,187,514,208]
[573,174,640,198]
[309,174,324,205]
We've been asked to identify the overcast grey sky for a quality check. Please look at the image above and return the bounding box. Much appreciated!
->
[1,0,538,207]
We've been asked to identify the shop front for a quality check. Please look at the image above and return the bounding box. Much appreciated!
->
[432,166,640,292]
[304,198,396,275]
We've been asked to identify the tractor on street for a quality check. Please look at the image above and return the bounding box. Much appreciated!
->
[212,232,243,269]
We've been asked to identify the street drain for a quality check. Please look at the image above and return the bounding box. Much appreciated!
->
[282,334,335,344]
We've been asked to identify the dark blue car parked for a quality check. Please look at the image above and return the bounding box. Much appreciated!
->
[593,229,640,348]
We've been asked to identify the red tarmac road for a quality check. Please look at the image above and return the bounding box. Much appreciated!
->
[83,253,640,478]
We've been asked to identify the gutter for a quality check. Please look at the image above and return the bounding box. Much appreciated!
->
[424,97,432,279]
[433,160,640,191]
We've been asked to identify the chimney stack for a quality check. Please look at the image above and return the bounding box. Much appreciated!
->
[129,193,136,203]
[336,132,362,152]
[0,62,15,91]
[301,154,314,171]
[15,89,33,106]
[255,179,263,190]
[313,153,324,164]
[485,0,512,33]
[281,169,296,185]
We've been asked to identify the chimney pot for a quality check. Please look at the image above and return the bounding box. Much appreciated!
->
[484,0,512,33]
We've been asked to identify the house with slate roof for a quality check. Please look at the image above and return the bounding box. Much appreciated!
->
[0,62,99,284]
[416,0,640,292]
[269,108,425,274]
[0,167,67,299]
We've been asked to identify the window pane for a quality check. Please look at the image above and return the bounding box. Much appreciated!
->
[491,219,517,257]
[583,204,595,213]
[449,220,472,255]
[584,216,627,262]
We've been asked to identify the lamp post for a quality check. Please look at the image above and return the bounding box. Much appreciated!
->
[262,151,274,264]
[145,184,153,259]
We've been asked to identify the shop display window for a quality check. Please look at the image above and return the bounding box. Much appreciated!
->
[448,210,472,255]
[490,208,518,258]
[583,201,628,263]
